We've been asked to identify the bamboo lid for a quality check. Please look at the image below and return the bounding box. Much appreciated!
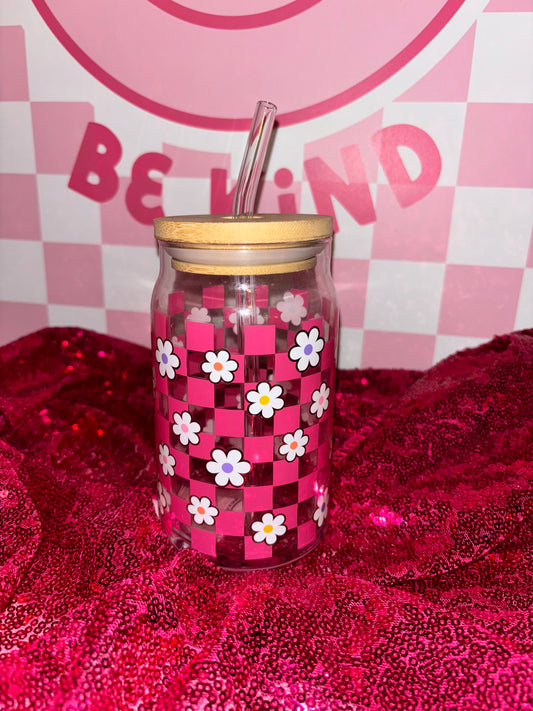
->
[154,214,332,246]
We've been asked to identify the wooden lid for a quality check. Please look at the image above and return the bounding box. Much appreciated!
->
[154,214,332,246]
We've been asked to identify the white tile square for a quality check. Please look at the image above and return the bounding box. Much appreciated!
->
[331,188,377,260]
[337,327,363,369]
[380,102,467,186]
[102,245,159,312]
[48,304,107,332]
[0,239,46,302]
[515,268,533,331]
[162,177,211,216]
[433,334,487,365]
[37,175,102,243]
[447,187,533,267]
[0,102,36,173]
[469,13,533,103]
[364,260,445,334]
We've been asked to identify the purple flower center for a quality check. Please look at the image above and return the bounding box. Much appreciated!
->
[161,353,168,364]
[321,502,326,512]
[222,462,234,474]
[304,344,313,356]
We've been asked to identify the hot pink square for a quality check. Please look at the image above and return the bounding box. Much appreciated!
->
[244,536,272,560]
[398,26,475,102]
[155,413,170,449]
[438,265,523,337]
[172,450,190,480]
[44,243,103,307]
[244,485,274,512]
[244,436,274,463]
[170,496,189,526]
[0,27,29,101]
[298,520,317,549]
[214,408,244,437]
[216,510,244,536]
[273,503,298,529]
[190,528,216,557]
[0,302,48,346]
[244,324,275,355]
[273,460,299,486]
[202,285,225,308]
[305,423,320,451]
[332,259,369,328]
[152,310,167,341]
[191,432,215,460]
[361,331,436,369]
[300,372,322,403]
[372,185,453,262]
[106,310,151,348]
[458,104,533,188]
[186,321,214,351]
[31,102,94,174]
[274,353,299,380]
[189,481,216,503]
[187,377,214,408]
[0,174,41,240]
[273,404,301,435]
[100,178,155,246]
[298,474,317,502]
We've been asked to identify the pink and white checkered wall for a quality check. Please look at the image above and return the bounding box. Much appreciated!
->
[1,0,532,369]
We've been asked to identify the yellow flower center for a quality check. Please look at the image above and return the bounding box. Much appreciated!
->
[259,395,270,406]
[263,524,273,533]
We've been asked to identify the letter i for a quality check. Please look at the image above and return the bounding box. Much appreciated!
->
[275,168,297,213]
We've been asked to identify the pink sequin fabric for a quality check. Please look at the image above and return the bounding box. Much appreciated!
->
[0,327,532,710]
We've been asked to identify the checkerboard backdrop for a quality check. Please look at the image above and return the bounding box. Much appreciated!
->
[1,0,532,369]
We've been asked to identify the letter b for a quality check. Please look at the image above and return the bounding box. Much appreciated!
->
[68,122,122,202]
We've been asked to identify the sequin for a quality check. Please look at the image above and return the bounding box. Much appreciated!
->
[0,326,532,710]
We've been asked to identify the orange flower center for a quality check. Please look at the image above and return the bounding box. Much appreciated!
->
[289,441,298,450]
[213,362,223,371]
[197,506,205,515]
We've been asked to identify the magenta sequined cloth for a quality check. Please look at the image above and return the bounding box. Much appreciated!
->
[0,327,532,711]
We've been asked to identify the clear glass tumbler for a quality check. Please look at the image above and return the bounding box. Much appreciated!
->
[151,214,338,570]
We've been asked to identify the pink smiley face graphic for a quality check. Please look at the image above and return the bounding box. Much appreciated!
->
[32,0,471,129]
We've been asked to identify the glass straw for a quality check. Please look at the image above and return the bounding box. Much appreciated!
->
[232,100,277,216]
[232,100,277,355]
[232,100,277,437]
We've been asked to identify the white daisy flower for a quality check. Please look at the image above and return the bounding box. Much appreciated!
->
[288,327,324,372]
[156,480,171,517]
[206,448,251,487]
[310,383,330,419]
[187,495,219,526]
[172,410,201,446]
[246,381,284,419]
[158,443,176,477]
[171,336,184,349]
[252,513,287,545]
[276,291,307,326]
[201,349,238,383]
[229,307,265,334]
[187,306,211,323]
[313,488,329,527]
[155,338,180,379]
[279,428,309,462]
